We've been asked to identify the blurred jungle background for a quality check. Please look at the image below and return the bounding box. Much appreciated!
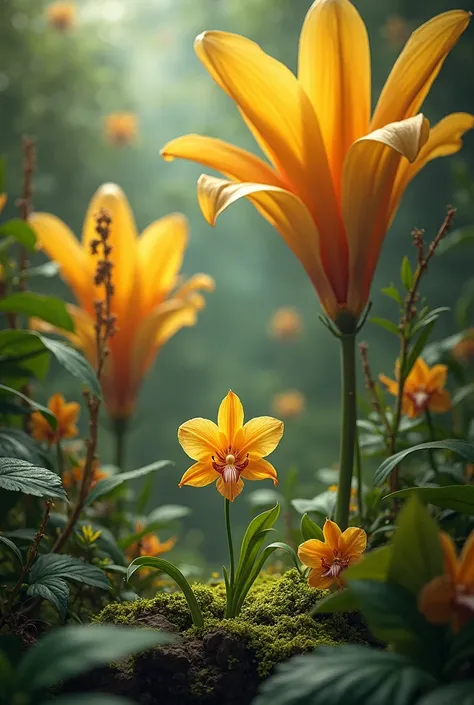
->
[1,0,473,563]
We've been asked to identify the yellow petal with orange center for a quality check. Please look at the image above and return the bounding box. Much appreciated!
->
[179,461,218,487]
[371,10,471,130]
[178,418,224,461]
[418,575,454,624]
[308,566,334,590]
[338,527,367,560]
[298,0,371,191]
[323,519,342,549]
[298,538,334,568]
[241,457,278,484]
[218,391,244,445]
[216,476,244,502]
[237,416,283,457]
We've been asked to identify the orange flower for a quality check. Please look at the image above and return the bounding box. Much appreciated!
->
[382,15,411,49]
[104,113,138,146]
[0,194,7,215]
[178,390,284,502]
[269,308,303,340]
[63,459,108,489]
[452,332,474,364]
[298,518,367,588]
[272,390,305,419]
[126,522,176,562]
[419,530,474,630]
[30,184,214,419]
[161,2,473,323]
[46,2,76,30]
[31,393,79,445]
[380,357,451,418]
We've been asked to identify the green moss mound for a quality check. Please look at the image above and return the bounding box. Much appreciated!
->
[93,570,370,705]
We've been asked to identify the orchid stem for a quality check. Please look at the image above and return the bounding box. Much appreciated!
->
[335,333,357,531]
[225,498,235,589]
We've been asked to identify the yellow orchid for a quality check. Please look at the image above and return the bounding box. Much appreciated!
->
[178,390,284,501]
[380,357,451,418]
[30,183,214,419]
[31,392,80,445]
[162,1,473,324]
[419,530,474,631]
[76,524,102,547]
[298,519,367,589]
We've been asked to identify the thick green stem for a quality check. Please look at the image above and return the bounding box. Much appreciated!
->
[113,417,128,470]
[335,333,357,530]
[354,428,364,522]
[225,498,235,588]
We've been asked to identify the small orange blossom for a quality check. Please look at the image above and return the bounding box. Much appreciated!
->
[126,522,176,561]
[380,357,451,418]
[269,308,303,340]
[272,390,305,418]
[31,393,79,445]
[178,390,284,502]
[104,113,138,146]
[63,459,108,489]
[46,2,76,30]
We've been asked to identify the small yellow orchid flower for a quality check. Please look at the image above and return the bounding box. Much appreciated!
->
[298,519,367,589]
[162,1,473,324]
[104,113,138,146]
[31,393,79,445]
[178,390,284,502]
[46,2,76,31]
[77,524,102,547]
[419,531,474,631]
[380,357,451,419]
[30,183,214,419]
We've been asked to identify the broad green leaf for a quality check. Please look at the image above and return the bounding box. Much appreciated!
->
[38,335,101,398]
[388,496,443,596]
[344,546,392,583]
[370,317,401,336]
[27,577,69,620]
[0,383,56,428]
[401,256,414,291]
[446,618,474,671]
[0,534,22,565]
[292,491,335,517]
[0,458,66,500]
[85,460,172,506]
[16,624,174,692]
[0,429,49,465]
[254,645,435,705]
[300,513,324,541]
[385,485,474,514]
[374,440,474,486]
[146,504,191,524]
[0,330,49,380]
[127,557,203,627]
[29,554,110,591]
[312,588,359,615]
[417,683,474,705]
[0,293,74,332]
[0,219,36,250]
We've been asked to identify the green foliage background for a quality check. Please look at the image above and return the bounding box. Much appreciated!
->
[1,0,473,561]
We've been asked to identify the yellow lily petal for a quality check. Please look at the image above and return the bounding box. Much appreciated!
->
[418,575,454,624]
[241,457,278,484]
[298,0,371,190]
[298,538,334,567]
[339,527,367,559]
[29,213,92,312]
[458,531,474,586]
[161,134,283,186]
[216,475,244,502]
[218,391,244,444]
[372,10,471,130]
[179,461,218,487]
[178,417,224,461]
[138,213,189,311]
[194,31,347,296]
[238,416,284,457]
[323,519,342,549]
[390,113,474,217]
[342,114,430,317]
[197,175,338,318]
[174,273,216,301]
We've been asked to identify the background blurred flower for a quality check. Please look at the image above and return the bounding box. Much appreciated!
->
[104,113,138,146]
[0,194,6,215]
[46,2,76,31]
[268,307,303,340]
[380,358,451,418]
[272,390,305,418]
[31,392,79,445]
[63,459,108,489]
[126,522,176,562]
[452,331,474,363]
[328,484,357,513]
[381,14,411,49]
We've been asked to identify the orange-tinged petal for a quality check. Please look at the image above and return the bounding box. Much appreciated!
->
[29,213,92,312]
[418,575,454,624]
[440,532,458,582]
[138,213,188,311]
[174,273,215,301]
[372,10,471,130]
[48,393,66,417]
[308,566,334,590]
[216,475,244,502]
[298,538,334,568]
[238,416,283,457]
[426,364,448,391]
[197,175,339,319]
[178,417,223,461]
[342,114,429,318]
[338,527,367,560]
[379,373,399,397]
[458,531,474,586]
[240,457,278,484]
[217,391,244,444]
[179,461,218,487]
[0,193,7,214]
[298,0,371,191]
[429,389,451,414]
[409,357,430,387]
[323,518,342,549]
[194,31,347,301]
[161,134,284,187]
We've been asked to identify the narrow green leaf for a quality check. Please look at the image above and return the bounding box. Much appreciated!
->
[0,534,23,565]
[0,219,36,250]
[403,322,436,378]
[370,317,401,336]
[401,256,414,291]
[385,485,474,514]
[0,383,56,428]
[300,513,324,541]
[85,460,172,506]
[0,458,66,500]
[381,285,403,305]
[0,293,74,331]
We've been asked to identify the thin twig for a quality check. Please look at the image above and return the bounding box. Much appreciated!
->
[17,137,35,291]
[359,341,392,436]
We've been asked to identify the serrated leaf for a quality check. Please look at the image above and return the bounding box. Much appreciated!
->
[300,513,324,541]
[27,577,69,619]
[0,383,56,428]
[0,219,36,250]
[85,460,172,506]
[0,534,23,565]
[0,458,66,499]
[0,429,49,465]
[385,485,474,514]
[37,335,101,398]
[0,293,74,332]
[29,554,110,591]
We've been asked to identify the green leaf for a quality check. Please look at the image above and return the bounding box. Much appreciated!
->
[146,504,191,524]
[452,383,474,407]
[292,490,335,517]
[0,458,66,500]
[235,503,280,579]
[344,546,392,583]
[388,496,443,596]
[27,577,69,620]
[0,330,50,380]
[0,219,36,250]
[436,225,474,255]
[411,308,450,337]
[312,588,359,615]
[38,335,101,398]
[254,645,435,705]
[370,317,401,336]
[300,513,324,541]
[447,619,474,671]
[401,256,414,291]
[385,485,474,514]
[84,460,172,506]
[50,696,137,705]
[49,513,126,565]
[0,534,23,565]
[417,683,474,705]
[16,624,174,692]
[403,322,436,378]
[0,428,49,465]
[374,440,474,486]
[0,293,74,332]
[0,383,56,428]
[127,557,203,627]
[381,285,403,305]
[29,554,110,591]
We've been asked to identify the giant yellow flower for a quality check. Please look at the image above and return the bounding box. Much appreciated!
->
[162,1,473,324]
[30,183,214,419]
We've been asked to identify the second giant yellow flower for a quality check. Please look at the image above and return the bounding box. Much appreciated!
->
[162,1,473,324]
[30,184,214,419]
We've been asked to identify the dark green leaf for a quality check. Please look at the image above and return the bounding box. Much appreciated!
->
[27,577,69,619]
[401,256,414,291]
[29,554,110,591]
[0,219,36,250]
[0,330,49,380]
[38,335,101,398]
[344,546,392,582]
[50,696,137,705]
[17,624,174,692]
[312,588,359,615]
[0,534,22,565]
[417,683,474,705]
[0,293,74,331]
[0,458,66,499]
[370,317,401,336]
[385,485,474,514]
[300,513,324,541]
[254,645,435,705]
[85,460,172,506]
[447,619,474,671]
[0,429,49,465]
[404,322,436,378]
[0,383,56,428]
[374,440,474,486]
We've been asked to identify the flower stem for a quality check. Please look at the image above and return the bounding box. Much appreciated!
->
[335,333,357,531]
[225,498,235,588]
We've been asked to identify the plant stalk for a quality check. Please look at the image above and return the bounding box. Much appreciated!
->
[335,333,357,530]
[225,498,235,589]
